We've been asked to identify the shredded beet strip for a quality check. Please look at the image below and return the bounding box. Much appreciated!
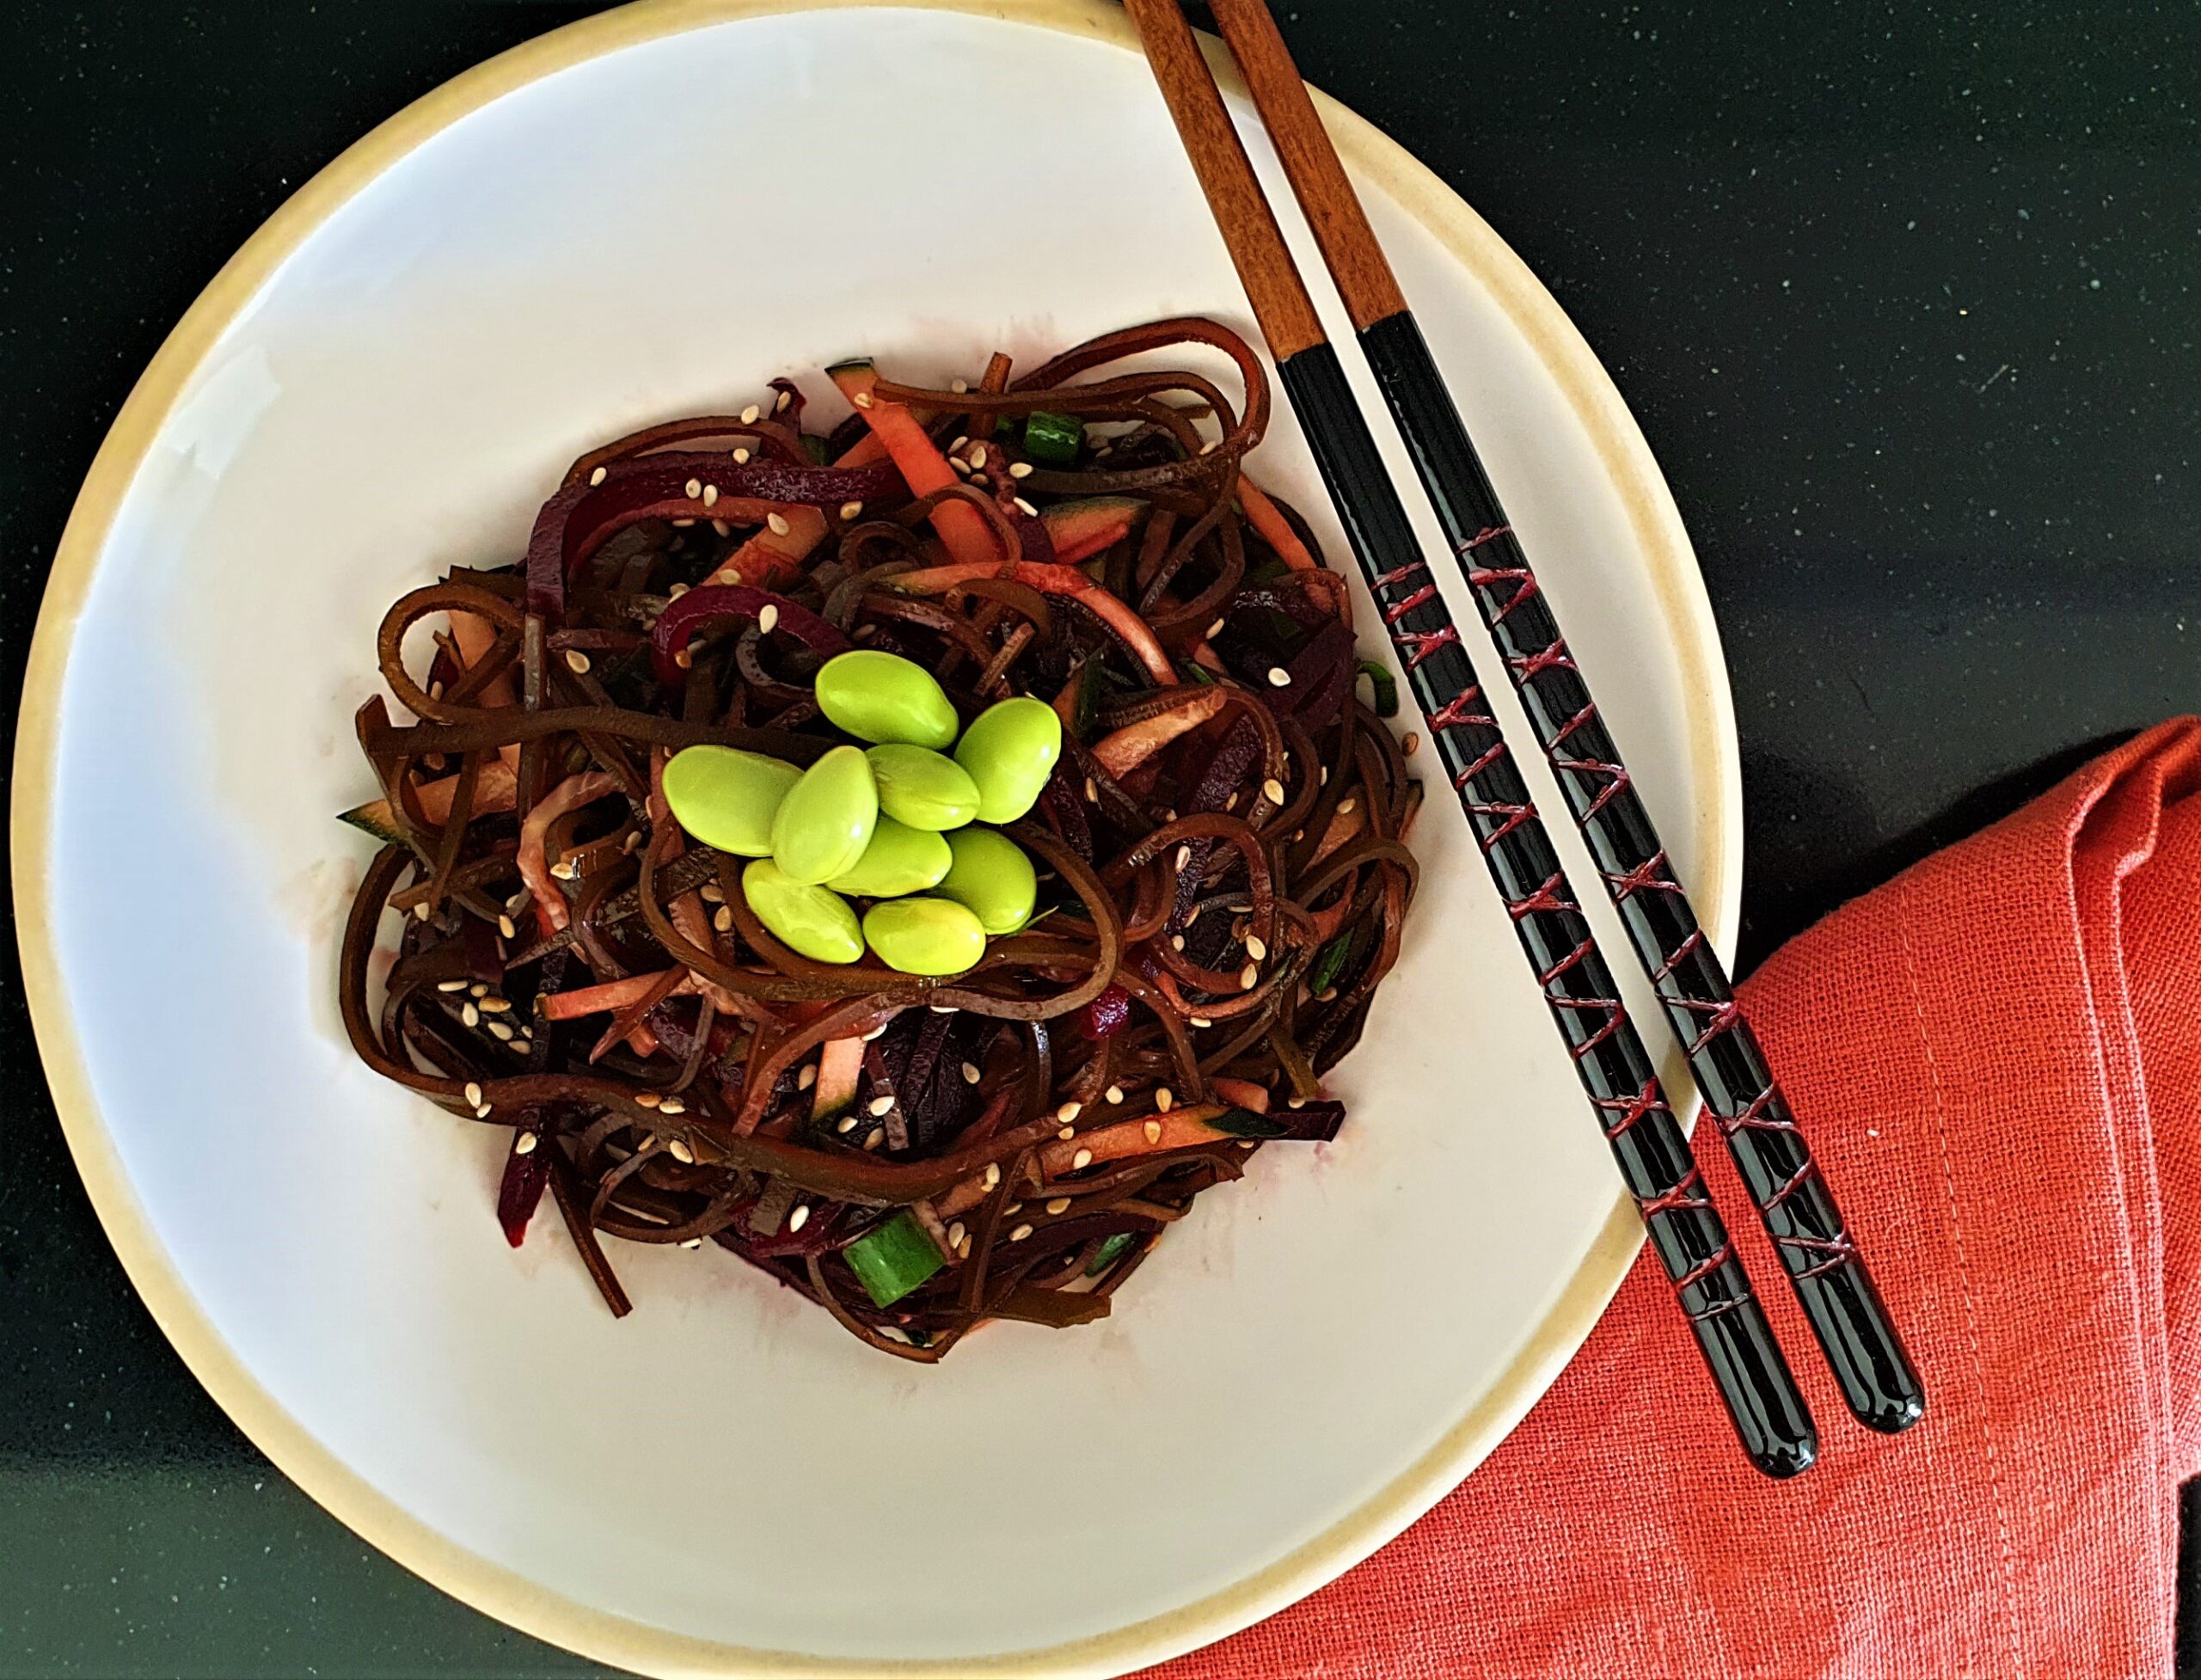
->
[336,318,1418,1358]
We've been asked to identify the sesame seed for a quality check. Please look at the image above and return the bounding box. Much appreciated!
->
[836,1114,857,1134]
[700,882,725,904]
[853,392,874,408]
[475,1104,493,1119]
[498,914,518,939]
[1174,844,1192,871]
[961,1061,982,1084]
[951,378,970,394]
[951,435,970,451]
[713,519,732,536]
[1009,1223,1033,1242]
[839,500,863,521]
[1191,1016,1213,1028]
[868,1094,895,1116]
[1262,777,1286,804]
[462,1003,481,1027]
[930,1004,955,1014]
[682,1237,704,1249]
[864,1128,884,1150]
[437,978,469,993]
[767,512,791,536]
[1084,777,1098,802]
[947,1221,966,1248]
[798,1064,817,1091]
[757,604,780,634]
[413,902,432,922]
[488,1021,515,1041]
[1315,987,1339,1002]
[589,466,608,487]
[776,389,792,412]
[684,478,703,500]
[1057,1101,1082,1124]
[563,648,592,675]
[1338,797,1358,815]
[984,1163,1002,1189]
[1403,733,1421,755]
[1239,1139,1259,1150]
[638,1133,657,1151]
[702,483,720,508]
[1156,1088,1174,1113]
[787,1203,810,1231]
[1107,1085,1125,1104]
[969,472,990,487]
[1206,619,1226,640]
[1246,935,1267,960]
[740,403,760,426]
[1169,935,1185,951]
[1143,1120,1163,1144]
[1199,438,1219,455]
[670,1137,696,1163]
[1288,1095,1308,1109]
[863,1021,888,1040]
[1046,1197,1071,1215]
[1267,667,1291,688]
[1009,461,1033,479]
[514,1131,538,1156]
[732,447,751,464]
[635,1091,662,1109]
[949,456,972,476]
[463,1082,483,1107]
[1015,498,1039,518]
[659,1097,685,1115]
[1241,964,1260,990]
[549,860,575,881]
[1058,1126,1076,1141]
[1070,1149,1093,1170]
[969,445,987,469]
[713,905,733,932]
[668,581,691,598]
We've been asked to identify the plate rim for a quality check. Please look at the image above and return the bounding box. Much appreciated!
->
[10,1,1740,1674]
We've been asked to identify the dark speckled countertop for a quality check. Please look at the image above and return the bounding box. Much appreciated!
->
[1,2,2193,1674]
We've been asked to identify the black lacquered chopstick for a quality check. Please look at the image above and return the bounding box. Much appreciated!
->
[1122,0,1817,1477]
[1202,0,1924,1434]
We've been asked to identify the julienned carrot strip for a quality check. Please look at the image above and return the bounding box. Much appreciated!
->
[1236,476,1319,572]
[1090,689,1227,776]
[828,361,1002,568]
[1037,1104,1232,1177]
[885,560,1176,685]
[705,505,829,590]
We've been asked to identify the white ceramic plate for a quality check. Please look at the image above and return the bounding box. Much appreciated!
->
[15,3,1737,1674]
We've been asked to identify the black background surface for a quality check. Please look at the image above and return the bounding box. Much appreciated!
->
[0,3,2194,1674]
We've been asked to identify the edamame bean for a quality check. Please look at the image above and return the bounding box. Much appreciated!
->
[741,860,862,964]
[953,696,1062,823]
[936,826,1037,934]
[769,744,877,884]
[827,816,952,898]
[814,650,959,749]
[862,896,988,976]
[661,745,802,856]
[865,744,981,831]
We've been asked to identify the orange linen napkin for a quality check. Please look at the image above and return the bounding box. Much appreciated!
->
[1158,716,2201,1678]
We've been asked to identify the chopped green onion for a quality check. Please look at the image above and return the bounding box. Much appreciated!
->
[1021,410,1082,465]
[1356,659,1400,718]
[801,433,832,466]
[1180,660,1217,685]
[1086,1231,1139,1276]
[1309,931,1356,994]
[842,1211,944,1307]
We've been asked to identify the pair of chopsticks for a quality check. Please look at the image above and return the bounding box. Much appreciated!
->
[1124,0,1923,1473]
